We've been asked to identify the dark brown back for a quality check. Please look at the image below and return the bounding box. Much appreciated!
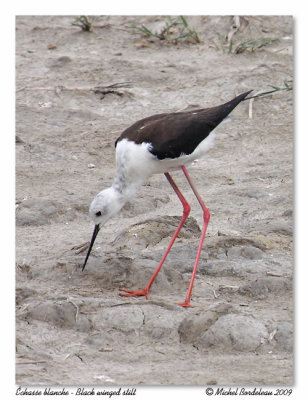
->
[115,91,252,159]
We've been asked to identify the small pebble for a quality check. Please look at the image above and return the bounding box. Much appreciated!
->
[50,56,72,67]
[282,209,292,217]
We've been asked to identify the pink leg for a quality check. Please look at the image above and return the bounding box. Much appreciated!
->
[175,165,210,307]
[119,172,191,299]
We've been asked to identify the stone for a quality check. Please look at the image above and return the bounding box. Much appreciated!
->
[242,246,264,260]
[264,222,293,236]
[143,306,184,339]
[197,314,268,352]
[178,303,233,344]
[94,305,145,333]
[50,56,72,67]
[199,261,244,277]
[226,245,264,260]
[245,187,267,199]
[25,301,92,332]
[16,209,48,226]
[239,277,292,299]
[282,209,292,217]
[226,246,242,260]
[16,198,60,226]
[274,321,293,351]
[239,280,269,299]
[111,216,200,251]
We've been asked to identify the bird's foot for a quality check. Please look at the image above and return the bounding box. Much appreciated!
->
[175,301,193,308]
[119,288,150,299]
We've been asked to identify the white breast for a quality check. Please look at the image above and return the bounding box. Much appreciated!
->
[115,130,216,179]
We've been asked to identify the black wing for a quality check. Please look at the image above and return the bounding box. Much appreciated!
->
[115,90,252,159]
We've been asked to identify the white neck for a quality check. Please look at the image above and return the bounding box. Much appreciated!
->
[112,174,144,200]
[111,169,145,204]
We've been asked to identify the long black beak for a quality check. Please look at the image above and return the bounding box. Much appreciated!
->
[82,224,100,271]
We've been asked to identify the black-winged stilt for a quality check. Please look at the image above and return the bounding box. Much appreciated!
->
[82,90,252,307]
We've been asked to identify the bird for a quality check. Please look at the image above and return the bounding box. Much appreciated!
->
[82,90,252,307]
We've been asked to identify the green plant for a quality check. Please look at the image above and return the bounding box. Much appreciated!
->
[246,80,293,100]
[131,16,200,44]
[217,34,277,54]
[72,15,92,32]
[234,37,278,54]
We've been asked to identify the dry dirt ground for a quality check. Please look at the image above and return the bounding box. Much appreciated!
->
[16,16,293,386]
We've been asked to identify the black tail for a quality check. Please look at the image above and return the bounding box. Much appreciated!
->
[208,90,253,126]
[224,90,253,108]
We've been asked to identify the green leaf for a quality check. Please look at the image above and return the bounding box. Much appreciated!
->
[180,16,188,28]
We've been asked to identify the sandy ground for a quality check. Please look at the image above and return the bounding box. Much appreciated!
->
[16,16,293,386]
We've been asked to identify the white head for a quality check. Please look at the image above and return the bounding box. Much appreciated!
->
[82,187,126,271]
[89,187,125,226]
